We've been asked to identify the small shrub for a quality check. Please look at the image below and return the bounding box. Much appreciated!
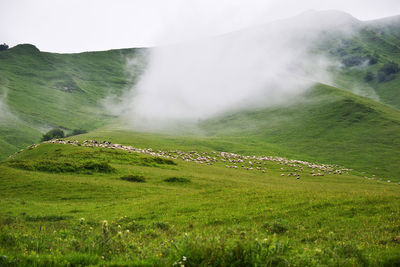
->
[163,177,191,183]
[41,128,65,141]
[380,61,399,75]
[377,61,399,83]
[367,53,379,65]
[132,157,177,167]
[364,71,374,82]
[342,55,364,67]
[120,175,146,183]
[377,71,387,82]
[81,161,115,173]
[378,71,397,83]
[152,157,176,165]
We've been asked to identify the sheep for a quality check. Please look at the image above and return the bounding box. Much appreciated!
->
[46,139,351,176]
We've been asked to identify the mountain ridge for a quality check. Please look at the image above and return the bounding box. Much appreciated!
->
[0,11,399,180]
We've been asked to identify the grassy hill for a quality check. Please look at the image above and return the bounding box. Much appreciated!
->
[0,140,399,265]
[200,83,400,180]
[0,44,143,160]
[324,15,400,108]
[69,83,400,181]
[0,13,399,163]
[1,11,400,266]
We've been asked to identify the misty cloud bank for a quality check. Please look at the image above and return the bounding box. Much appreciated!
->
[0,88,16,123]
[113,10,359,130]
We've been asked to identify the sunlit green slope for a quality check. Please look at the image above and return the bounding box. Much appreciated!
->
[0,44,143,160]
[0,13,399,169]
[0,140,399,265]
[70,83,400,181]
[326,15,400,108]
[200,83,400,180]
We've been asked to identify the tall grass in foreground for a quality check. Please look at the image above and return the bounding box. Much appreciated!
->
[1,216,398,266]
[0,143,399,266]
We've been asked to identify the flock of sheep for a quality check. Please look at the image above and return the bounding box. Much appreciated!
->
[44,139,353,178]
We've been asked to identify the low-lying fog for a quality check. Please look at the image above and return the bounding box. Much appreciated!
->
[110,10,359,130]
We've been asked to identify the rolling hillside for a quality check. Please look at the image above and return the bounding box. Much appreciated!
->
[1,10,400,266]
[0,135,399,266]
[69,83,400,181]
[325,14,400,108]
[200,83,400,180]
[0,11,399,175]
[0,44,143,160]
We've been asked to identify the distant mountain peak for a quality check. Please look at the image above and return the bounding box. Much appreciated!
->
[291,9,361,29]
[11,44,40,53]
[298,9,358,19]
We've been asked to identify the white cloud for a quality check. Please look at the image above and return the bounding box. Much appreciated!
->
[115,11,351,129]
[1,0,399,52]
[0,88,17,123]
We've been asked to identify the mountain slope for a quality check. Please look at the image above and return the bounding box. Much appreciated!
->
[66,83,400,180]
[1,11,400,167]
[1,136,399,265]
[323,15,400,108]
[0,44,144,160]
[200,83,400,179]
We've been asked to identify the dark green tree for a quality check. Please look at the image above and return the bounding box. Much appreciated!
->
[379,61,399,75]
[41,128,65,141]
[364,71,374,82]
[367,52,379,65]
[377,71,387,82]
[0,43,9,51]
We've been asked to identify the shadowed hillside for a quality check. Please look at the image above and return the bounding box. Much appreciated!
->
[325,15,400,108]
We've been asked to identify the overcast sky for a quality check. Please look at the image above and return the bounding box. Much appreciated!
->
[2,0,400,53]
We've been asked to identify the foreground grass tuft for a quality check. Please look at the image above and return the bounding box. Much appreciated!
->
[120,174,146,183]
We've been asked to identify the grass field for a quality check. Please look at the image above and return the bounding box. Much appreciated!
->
[68,83,400,183]
[0,142,399,266]
[1,12,400,266]
[200,84,400,181]
[0,44,143,160]
[1,15,400,161]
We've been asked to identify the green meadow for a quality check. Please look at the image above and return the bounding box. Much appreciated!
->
[0,143,399,266]
[1,12,400,267]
